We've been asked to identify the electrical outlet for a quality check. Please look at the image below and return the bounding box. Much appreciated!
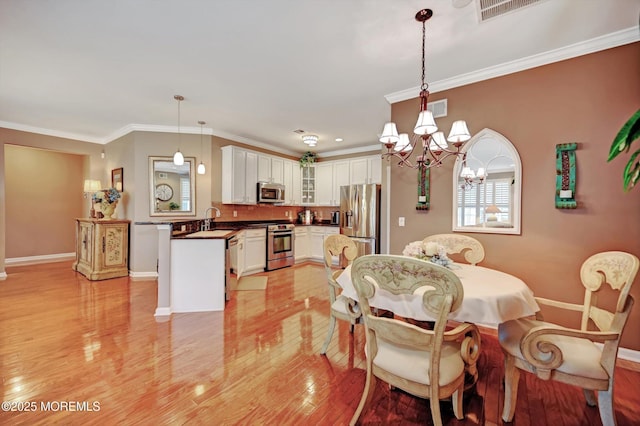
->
[216,210,221,217]
[233,211,238,217]
[399,217,405,227]
[285,211,289,217]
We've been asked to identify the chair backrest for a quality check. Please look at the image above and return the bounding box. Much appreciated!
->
[422,233,485,265]
[351,254,464,361]
[323,234,358,270]
[323,234,358,302]
[579,251,639,333]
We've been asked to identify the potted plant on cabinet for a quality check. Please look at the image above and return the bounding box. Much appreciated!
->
[299,151,318,168]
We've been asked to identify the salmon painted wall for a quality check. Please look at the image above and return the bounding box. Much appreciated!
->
[386,43,640,349]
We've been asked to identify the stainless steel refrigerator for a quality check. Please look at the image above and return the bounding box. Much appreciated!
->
[340,184,381,257]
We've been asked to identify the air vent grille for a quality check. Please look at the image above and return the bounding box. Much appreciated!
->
[427,99,447,118]
[478,0,546,22]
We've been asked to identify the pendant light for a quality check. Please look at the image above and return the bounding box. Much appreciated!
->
[197,120,206,175]
[173,95,185,166]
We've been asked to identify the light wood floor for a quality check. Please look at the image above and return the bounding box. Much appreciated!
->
[1,261,639,425]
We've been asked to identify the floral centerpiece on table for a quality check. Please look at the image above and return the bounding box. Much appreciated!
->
[402,241,452,268]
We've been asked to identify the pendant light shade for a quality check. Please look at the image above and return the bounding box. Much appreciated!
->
[197,120,206,175]
[173,95,184,166]
[173,150,184,166]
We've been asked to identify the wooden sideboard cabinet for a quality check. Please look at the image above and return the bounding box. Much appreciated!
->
[72,218,130,280]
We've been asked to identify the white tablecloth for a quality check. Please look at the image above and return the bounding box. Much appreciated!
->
[336,263,539,326]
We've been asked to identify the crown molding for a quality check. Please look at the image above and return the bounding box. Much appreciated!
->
[319,144,381,159]
[385,27,640,104]
[0,120,105,144]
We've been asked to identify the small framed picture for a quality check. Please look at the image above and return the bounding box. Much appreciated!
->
[112,167,123,192]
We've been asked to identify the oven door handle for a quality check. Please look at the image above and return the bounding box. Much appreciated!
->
[269,230,293,235]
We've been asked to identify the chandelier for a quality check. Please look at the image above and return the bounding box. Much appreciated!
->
[459,165,486,190]
[379,8,471,169]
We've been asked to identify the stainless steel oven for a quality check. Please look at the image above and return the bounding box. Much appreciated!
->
[266,224,295,271]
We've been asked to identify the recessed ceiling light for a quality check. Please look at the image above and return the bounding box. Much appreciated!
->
[335,138,343,142]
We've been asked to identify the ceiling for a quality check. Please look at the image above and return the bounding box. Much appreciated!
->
[1,0,638,158]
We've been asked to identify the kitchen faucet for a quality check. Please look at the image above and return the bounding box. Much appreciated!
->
[202,206,221,231]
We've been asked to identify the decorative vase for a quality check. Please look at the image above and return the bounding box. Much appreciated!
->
[100,201,117,219]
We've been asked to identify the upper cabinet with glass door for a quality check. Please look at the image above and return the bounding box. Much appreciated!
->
[452,129,521,235]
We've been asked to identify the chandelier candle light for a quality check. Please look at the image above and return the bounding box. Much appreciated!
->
[380,8,471,169]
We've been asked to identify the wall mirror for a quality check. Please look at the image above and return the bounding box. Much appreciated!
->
[452,128,521,235]
[149,156,196,217]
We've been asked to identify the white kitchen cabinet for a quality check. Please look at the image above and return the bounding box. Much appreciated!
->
[243,228,266,275]
[221,146,258,204]
[294,226,310,262]
[271,157,284,184]
[368,155,382,184]
[315,163,335,206]
[301,165,315,205]
[258,154,285,184]
[350,155,382,185]
[332,160,350,204]
[233,231,246,278]
[349,157,369,185]
[283,160,302,205]
[257,154,271,182]
[309,226,339,262]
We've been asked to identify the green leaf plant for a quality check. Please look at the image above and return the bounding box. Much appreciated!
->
[608,109,640,192]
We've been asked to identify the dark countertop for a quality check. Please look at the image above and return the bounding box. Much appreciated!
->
[136,218,338,239]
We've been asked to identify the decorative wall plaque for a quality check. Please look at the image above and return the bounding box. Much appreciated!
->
[555,143,577,209]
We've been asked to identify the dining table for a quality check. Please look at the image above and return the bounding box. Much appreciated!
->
[336,262,540,326]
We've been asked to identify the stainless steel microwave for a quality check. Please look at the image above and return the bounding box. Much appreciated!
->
[257,182,285,203]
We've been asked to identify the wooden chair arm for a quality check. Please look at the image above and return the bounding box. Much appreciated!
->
[444,322,481,372]
[535,297,584,312]
[520,325,618,379]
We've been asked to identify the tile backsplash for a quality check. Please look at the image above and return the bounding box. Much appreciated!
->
[211,203,338,224]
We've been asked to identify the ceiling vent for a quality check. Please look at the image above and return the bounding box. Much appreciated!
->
[427,99,447,118]
[477,0,547,22]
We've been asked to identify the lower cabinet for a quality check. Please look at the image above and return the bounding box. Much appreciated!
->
[302,226,339,263]
[243,228,266,275]
[73,218,130,280]
[294,227,310,262]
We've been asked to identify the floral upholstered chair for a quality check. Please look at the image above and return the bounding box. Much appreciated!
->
[499,251,639,425]
[320,234,361,355]
[422,234,485,266]
[349,254,481,426]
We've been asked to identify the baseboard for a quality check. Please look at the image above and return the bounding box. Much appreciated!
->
[154,307,171,317]
[475,324,640,371]
[129,271,158,280]
[5,252,75,266]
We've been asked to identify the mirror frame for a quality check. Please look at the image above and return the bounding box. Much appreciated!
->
[452,128,522,235]
[149,156,196,217]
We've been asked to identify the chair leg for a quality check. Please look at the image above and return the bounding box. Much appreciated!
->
[597,389,616,426]
[452,382,464,420]
[501,354,520,422]
[583,388,597,406]
[320,315,337,355]
[429,394,443,426]
[349,369,376,426]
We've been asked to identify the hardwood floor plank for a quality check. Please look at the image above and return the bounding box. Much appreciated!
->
[1,261,639,425]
